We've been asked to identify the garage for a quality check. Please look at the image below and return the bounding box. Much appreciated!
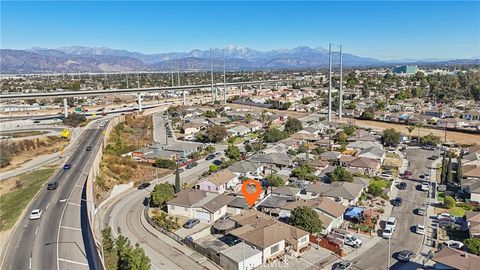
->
[195,210,211,222]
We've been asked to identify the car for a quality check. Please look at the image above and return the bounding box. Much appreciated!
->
[397,250,415,262]
[415,207,426,216]
[422,145,435,151]
[404,170,412,178]
[30,209,42,220]
[213,160,223,166]
[332,260,352,270]
[416,224,425,235]
[437,213,456,222]
[183,219,200,229]
[421,182,430,191]
[86,146,92,151]
[138,183,151,189]
[214,152,221,156]
[392,197,402,206]
[398,182,407,190]
[63,163,72,170]
[205,154,215,160]
[47,180,58,190]
[386,217,397,230]
[185,162,198,169]
[379,173,393,180]
[428,155,438,160]
[178,168,185,173]
[382,226,394,239]
[33,120,41,124]
[442,240,464,250]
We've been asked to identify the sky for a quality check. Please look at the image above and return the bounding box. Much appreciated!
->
[1,1,479,60]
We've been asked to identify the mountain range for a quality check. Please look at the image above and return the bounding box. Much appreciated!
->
[0,45,478,74]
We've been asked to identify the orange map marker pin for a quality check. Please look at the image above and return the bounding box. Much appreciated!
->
[241,179,262,207]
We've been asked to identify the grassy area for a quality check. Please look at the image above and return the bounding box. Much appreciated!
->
[449,207,466,217]
[0,168,56,231]
[369,178,390,189]
[437,191,445,202]
[385,153,400,159]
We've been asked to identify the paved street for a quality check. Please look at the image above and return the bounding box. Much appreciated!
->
[353,147,437,270]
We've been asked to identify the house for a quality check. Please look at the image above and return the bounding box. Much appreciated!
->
[346,141,382,151]
[196,169,240,194]
[271,186,301,199]
[219,242,263,270]
[166,190,235,222]
[463,165,480,180]
[183,122,206,135]
[228,125,251,137]
[304,182,365,205]
[466,211,480,238]
[229,210,310,263]
[228,161,264,180]
[463,111,480,121]
[357,146,386,163]
[320,151,342,162]
[460,178,480,203]
[424,109,445,118]
[431,247,480,270]
[249,153,292,169]
[345,157,381,176]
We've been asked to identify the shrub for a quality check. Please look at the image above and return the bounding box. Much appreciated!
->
[156,159,176,169]
[444,196,456,209]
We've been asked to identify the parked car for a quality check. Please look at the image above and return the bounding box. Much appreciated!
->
[442,240,464,250]
[392,197,402,206]
[205,154,215,160]
[398,182,407,190]
[30,209,43,220]
[382,226,394,239]
[178,168,185,173]
[386,217,397,230]
[330,229,362,248]
[185,162,198,169]
[332,260,352,270]
[416,224,425,235]
[63,163,72,170]
[379,173,393,180]
[183,219,200,229]
[415,207,426,216]
[421,182,429,191]
[397,250,415,262]
[138,183,151,189]
[437,213,456,222]
[213,160,223,166]
[422,145,435,151]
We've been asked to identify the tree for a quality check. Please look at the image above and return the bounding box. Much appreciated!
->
[174,163,181,193]
[441,153,447,185]
[368,183,383,197]
[334,131,349,143]
[284,117,303,133]
[464,238,480,255]
[155,158,176,169]
[209,164,218,172]
[360,110,374,120]
[330,166,354,182]
[63,113,86,127]
[456,156,463,182]
[446,157,453,184]
[203,110,217,118]
[444,196,456,209]
[382,128,401,146]
[116,233,150,270]
[102,227,119,270]
[343,125,356,136]
[266,174,285,187]
[291,206,323,234]
[204,125,228,143]
[420,133,441,146]
[225,144,241,161]
[406,126,415,140]
[150,183,175,207]
[262,127,288,143]
[292,164,315,181]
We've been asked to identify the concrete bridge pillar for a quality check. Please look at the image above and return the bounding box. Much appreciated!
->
[276,82,279,90]
[63,98,68,118]
[182,90,186,106]
[240,85,243,95]
[137,93,143,112]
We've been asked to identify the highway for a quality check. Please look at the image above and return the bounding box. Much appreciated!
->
[100,145,227,270]
[1,122,105,270]
[353,147,438,270]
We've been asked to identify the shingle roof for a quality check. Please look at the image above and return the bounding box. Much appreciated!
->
[249,153,291,166]
[432,247,480,270]
[202,195,236,213]
[220,242,261,263]
[358,146,385,159]
[229,161,263,174]
[204,169,237,186]
[307,182,364,201]
[347,157,381,169]
[168,190,207,207]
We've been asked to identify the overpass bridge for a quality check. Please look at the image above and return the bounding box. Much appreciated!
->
[0,79,299,117]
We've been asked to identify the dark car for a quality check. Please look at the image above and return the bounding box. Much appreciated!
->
[398,182,407,190]
[177,168,185,173]
[86,146,92,151]
[138,183,151,190]
[186,162,198,169]
[213,160,223,166]
[397,250,415,262]
[392,197,402,206]
[205,154,215,160]
[428,155,438,160]
[415,207,426,216]
[63,163,72,170]
[183,219,200,229]
[47,180,58,190]
[332,261,352,270]
[33,120,41,124]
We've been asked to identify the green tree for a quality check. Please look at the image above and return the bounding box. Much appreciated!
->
[292,164,315,181]
[330,166,353,182]
[102,227,119,270]
[382,128,401,146]
[262,127,288,143]
[406,126,415,140]
[456,155,463,182]
[420,133,441,146]
[444,196,456,209]
[266,174,285,187]
[284,117,303,133]
[446,157,453,184]
[225,144,241,161]
[155,158,176,169]
[209,164,218,172]
[203,110,217,118]
[441,153,447,185]
[291,206,323,234]
[342,125,357,136]
[150,183,175,207]
[368,183,383,197]
[174,163,181,193]
[204,125,227,143]
[464,238,480,255]
[116,233,150,270]
[360,110,374,120]
[63,113,86,127]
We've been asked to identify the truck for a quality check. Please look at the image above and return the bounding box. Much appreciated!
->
[330,229,362,248]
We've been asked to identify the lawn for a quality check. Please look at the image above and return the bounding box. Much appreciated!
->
[449,207,466,217]
[369,178,390,189]
[0,168,56,231]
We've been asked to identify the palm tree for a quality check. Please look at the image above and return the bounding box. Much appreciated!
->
[415,122,424,140]
[406,126,415,140]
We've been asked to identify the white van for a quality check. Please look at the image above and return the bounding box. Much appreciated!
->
[386,217,397,230]
[331,229,362,248]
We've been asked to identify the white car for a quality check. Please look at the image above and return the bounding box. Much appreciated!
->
[437,213,456,222]
[382,226,394,239]
[442,240,464,250]
[416,224,425,235]
[30,209,42,220]
[421,182,429,191]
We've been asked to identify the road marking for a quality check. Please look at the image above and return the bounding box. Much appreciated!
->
[34,227,39,236]
[75,184,83,188]
[45,202,50,210]
[29,256,31,269]
[60,225,82,231]
[59,199,67,203]
[67,202,81,207]
[58,258,89,266]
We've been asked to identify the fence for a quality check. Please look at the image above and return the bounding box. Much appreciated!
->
[143,203,184,243]
[183,238,221,265]
[309,234,345,257]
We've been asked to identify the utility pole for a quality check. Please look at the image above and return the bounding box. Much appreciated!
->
[327,43,333,123]
[177,57,180,86]
[339,45,343,120]
[223,49,226,103]
[126,73,129,88]
[137,74,140,88]
[210,47,215,103]
[170,53,174,87]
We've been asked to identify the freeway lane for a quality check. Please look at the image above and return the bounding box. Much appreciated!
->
[353,148,435,270]
[1,123,105,270]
